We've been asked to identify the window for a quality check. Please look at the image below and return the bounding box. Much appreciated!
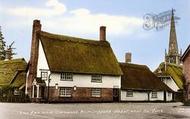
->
[60,73,73,81]
[91,75,102,83]
[91,88,101,97]
[168,93,171,97]
[126,90,133,97]
[41,72,48,80]
[59,87,72,97]
[151,91,157,98]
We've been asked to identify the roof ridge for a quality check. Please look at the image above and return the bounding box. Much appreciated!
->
[40,31,110,47]
[0,58,26,64]
[120,62,148,69]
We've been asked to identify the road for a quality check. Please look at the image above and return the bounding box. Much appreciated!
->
[0,102,190,119]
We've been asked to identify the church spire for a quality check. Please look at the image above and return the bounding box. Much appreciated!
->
[165,9,180,65]
[168,9,178,55]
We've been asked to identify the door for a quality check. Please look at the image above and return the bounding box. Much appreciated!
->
[113,89,119,102]
[164,91,166,102]
[40,86,45,99]
[34,85,37,98]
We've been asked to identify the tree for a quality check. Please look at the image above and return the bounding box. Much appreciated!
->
[0,26,6,60]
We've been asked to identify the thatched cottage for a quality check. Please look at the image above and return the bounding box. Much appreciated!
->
[154,62,183,101]
[120,55,173,102]
[27,20,122,102]
[0,58,27,99]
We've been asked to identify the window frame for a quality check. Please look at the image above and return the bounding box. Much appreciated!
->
[126,90,133,97]
[60,73,73,81]
[151,91,157,98]
[91,88,101,97]
[91,75,102,83]
[41,71,48,80]
[59,87,72,97]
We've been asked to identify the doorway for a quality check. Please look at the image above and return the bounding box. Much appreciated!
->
[113,89,119,102]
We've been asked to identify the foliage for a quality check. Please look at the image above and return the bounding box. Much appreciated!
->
[0,26,6,60]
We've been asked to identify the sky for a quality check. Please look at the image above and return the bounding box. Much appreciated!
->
[0,0,189,71]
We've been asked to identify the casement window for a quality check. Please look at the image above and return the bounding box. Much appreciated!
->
[59,87,72,97]
[126,90,133,97]
[151,91,157,98]
[91,88,101,97]
[91,75,102,83]
[60,73,73,81]
[41,71,48,80]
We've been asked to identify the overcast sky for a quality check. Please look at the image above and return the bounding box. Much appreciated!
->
[0,0,189,70]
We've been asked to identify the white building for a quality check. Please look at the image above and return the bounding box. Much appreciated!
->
[27,20,122,102]
[120,60,173,102]
[154,62,183,101]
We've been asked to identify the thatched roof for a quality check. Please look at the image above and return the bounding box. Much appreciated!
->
[120,63,173,91]
[0,58,27,88]
[154,62,183,89]
[39,31,122,75]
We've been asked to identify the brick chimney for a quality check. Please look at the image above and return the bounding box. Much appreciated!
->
[100,26,106,41]
[125,52,132,63]
[27,20,41,97]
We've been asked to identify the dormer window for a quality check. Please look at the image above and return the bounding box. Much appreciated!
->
[91,75,102,83]
[60,73,73,81]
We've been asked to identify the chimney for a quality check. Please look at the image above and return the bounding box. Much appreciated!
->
[27,19,41,96]
[125,52,132,63]
[100,26,106,41]
[5,48,12,60]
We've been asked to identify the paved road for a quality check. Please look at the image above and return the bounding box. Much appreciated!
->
[0,102,190,119]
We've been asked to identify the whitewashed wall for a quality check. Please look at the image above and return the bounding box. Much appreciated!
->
[37,41,50,77]
[48,73,121,89]
[149,91,164,101]
[160,77,180,92]
[121,90,172,101]
[120,90,148,101]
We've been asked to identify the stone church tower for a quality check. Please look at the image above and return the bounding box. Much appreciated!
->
[165,9,181,65]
